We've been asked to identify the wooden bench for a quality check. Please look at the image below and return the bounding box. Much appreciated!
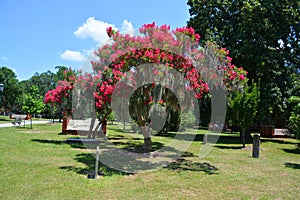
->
[10,114,31,127]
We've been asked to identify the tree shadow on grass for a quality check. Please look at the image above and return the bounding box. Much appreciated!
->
[32,133,217,175]
[162,151,218,174]
[192,134,248,146]
[32,138,132,176]
[281,148,300,154]
[60,151,216,176]
[59,153,130,177]
[164,158,218,175]
[284,162,300,169]
[261,138,298,145]
[0,117,12,122]
[14,126,32,129]
[109,134,125,140]
[111,140,164,153]
[31,139,92,149]
[214,145,244,150]
[32,139,65,145]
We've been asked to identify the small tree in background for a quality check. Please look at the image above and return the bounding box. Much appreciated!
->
[22,85,45,128]
[228,80,260,147]
[0,66,23,112]
[288,96,300,148]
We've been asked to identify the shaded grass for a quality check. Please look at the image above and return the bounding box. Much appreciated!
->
[0,116,12,123]
[0,124,299,199]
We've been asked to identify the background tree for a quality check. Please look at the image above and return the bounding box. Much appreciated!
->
[0,66,23,113]
[22,66,71,119]
[22,85,45,128]
[23,71,56,95]
[21,71,54,116]
[54,66,69,82]
[187,0,300,127]
[227,80,260,147]
[288,96,300,147]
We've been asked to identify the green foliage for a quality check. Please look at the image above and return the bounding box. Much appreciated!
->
[180,112,196,128]
[288,113,300,139]
[167,109,181,131]
[227,80,260,129]
[0,66,23,112]
[0,66,70,115]
[22,85,45,115]
[22,70,56,95]
[187,0,300,126]
[288,96,300,139]
[188,0,299,69]
[55,66,69,82]
[107,111,115,125]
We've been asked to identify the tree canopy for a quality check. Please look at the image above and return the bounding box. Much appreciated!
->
[0,66,71,117]
[22,85,45,128]
[187,0,300,126]
[0,66,22,112]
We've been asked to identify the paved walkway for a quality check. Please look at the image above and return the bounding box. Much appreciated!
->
[0,120,52,128]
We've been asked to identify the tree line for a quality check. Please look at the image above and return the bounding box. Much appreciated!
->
[0,66,70,118]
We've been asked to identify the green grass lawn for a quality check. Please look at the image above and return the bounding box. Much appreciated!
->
[0,123,299,199]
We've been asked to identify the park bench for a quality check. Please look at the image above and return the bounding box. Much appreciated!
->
[10,114,31,127]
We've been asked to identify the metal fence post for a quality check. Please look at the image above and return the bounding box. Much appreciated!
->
[203,134,208,144]
[95,146,99,179]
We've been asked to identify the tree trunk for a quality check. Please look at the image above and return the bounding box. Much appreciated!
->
[30,119,32,129]
[102,119,107,135]
[241,127,246,148]
[240,127,253,147]
[87,117,96,139]
[142,126,152,152]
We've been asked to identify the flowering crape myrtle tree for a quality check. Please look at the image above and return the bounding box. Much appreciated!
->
[45,23,247,152]
[44,69,76,118]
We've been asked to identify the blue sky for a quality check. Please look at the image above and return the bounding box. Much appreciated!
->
[0,0,190,80]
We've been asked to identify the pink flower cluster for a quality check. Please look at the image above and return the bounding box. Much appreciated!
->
[106,27,114,38]
[44,81,73,103]
[92,71,119,111]
[174,26,200,43]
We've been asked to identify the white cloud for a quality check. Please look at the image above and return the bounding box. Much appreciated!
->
[74,17,136,43]
[1,56,8,60]
[121,20,135,36]
[60,50,84,62]
[74,17,118,43]
[62,18,136,64]
[83,48,95,56]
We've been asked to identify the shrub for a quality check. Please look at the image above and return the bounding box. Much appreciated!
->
[288,112,300,139]
[288,96,300,141]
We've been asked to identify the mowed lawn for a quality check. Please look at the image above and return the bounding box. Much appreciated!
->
[0,123,299,199]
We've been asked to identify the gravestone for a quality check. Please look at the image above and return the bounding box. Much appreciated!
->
[252,134,260,158]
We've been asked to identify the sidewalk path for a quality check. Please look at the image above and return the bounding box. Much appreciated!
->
[0,120,52,128]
